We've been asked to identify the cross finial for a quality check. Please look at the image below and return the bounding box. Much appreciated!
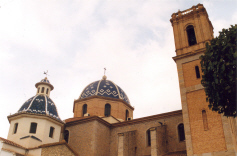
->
[104,68,106,75]
[44,70,49,78]
[102,68,107,80]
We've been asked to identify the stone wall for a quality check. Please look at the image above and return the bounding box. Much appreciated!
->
[93,120,110,156]
[110,112,186,156]
[66,119,111,156]
[123,131,136,156]
[66,120,96,156]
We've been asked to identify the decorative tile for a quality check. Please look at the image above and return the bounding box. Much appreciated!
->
[17,94,61,121]
[79,79,130,105]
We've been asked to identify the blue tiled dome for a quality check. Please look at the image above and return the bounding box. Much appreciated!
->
[18,95,61,121]
[79,79,130,105]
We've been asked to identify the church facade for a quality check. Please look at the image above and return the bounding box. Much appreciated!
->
[0,4,236,156]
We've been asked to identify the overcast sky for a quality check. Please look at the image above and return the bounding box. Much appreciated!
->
[0,0,236,138]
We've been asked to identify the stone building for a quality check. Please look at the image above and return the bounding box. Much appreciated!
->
[0,4,236,156]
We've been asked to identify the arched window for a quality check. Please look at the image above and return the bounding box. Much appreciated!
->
[125,110,129,121]
[13,123,18,134]
[82,104,87,116]
[46,88,49,95]
[37,87,40,93]
[64,130,69,143]
[29,122,37,134]
[49,126,55,138]
[147,129,151,146]
[41,87,45,93]
[178,123,185,141]
[104,104,111,117]
[195,66,201,79]
[202,110,208,131]
[186,25,197,46]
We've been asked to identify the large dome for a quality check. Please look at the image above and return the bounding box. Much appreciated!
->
[79,78,130,105]
[17,95,61,121]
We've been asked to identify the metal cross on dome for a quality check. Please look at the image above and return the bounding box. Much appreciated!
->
[104,68,106,75]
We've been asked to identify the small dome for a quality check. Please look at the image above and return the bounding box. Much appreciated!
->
[79,79,130,105]
[17,94,61,121]
[40,78,50,83]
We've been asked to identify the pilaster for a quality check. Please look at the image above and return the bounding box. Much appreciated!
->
[118,133,124,156]
[150,127,158,156]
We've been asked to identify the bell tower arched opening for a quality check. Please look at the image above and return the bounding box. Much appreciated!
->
[186,25,197,46]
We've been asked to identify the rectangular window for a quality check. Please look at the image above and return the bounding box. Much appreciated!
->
[147,130,151,146]
[178,123,185,141]
[49,127,55,138]
[41,87,44,93]
[82,104,87,116]
[202,110,208,131]
[195,66,201,78]
[13,123,18,134]
[29,122,37,134]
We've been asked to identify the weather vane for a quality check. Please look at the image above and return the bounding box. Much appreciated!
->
[44,70,49,77]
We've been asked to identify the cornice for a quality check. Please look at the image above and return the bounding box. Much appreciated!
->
[172,48,205,62]
[35,82,54,90]
[65,110,183,129]
[170,4,207,25]
[7,112,65,125]
[111,110,182,128]
[65,116,111,127]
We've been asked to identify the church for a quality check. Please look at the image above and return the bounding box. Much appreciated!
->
[0,4,236,156]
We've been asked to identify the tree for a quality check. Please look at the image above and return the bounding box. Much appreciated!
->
[200,25,237,117]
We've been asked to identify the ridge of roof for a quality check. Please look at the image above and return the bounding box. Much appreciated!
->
[0,137,26,149]
[111,110,183,127]
[65,115,111,127]
[39,140,79,156]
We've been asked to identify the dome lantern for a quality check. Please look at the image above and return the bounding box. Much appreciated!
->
[35,77,54,97]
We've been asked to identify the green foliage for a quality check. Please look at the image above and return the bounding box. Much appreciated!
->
[200,25,237,117]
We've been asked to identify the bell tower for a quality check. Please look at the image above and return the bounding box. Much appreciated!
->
[171,4,236,156]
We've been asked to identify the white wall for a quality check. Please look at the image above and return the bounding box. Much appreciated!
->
[0,150,14,156]
[7,115,62,148]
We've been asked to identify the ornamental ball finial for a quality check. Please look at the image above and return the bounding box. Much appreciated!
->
[102,75,107,80]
